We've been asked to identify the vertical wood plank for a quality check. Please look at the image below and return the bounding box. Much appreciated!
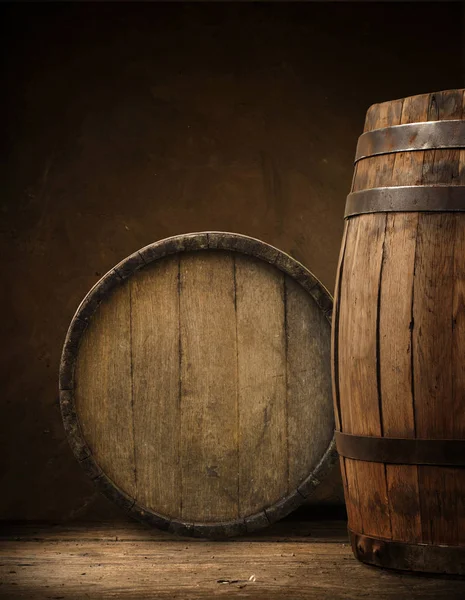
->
[386,465,422,543]
[381,213,422,543]
[352,99,403,193]
[453,215,465,438]
[416,90,465,546]
[131,256,180,517]
[350,102,380,193]
[459,88,465,183]
[413,216,457,438]
[75,283,136,497]
[331,222,352,531]
[448,92,465,547]
[286,276,333,489]
[337,213,390,539]
[454,91,465,449]
[382,92,429,437]
[180,252,238,522]
[342,457,363,534]
[331,221,349,432]
[342,101,404,541]
[236,255,287,516]
[364,98,404,132]
[414,88,460,440]
[338,213,385,436]
[348,100,406,539]
[390,93,431,187]
[414,214,456,544]
[345,458,391,539]
[450,214,465,546]
[422,90,463,184]
[363,100,404,190]
[381,92,430,543]
[418,467,465,546]
[379,213,418,437]
[415,89,463,544]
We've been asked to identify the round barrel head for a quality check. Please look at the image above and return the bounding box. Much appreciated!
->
[60,232,336,537]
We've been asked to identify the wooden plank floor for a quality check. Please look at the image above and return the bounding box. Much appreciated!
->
[1,519,465,599]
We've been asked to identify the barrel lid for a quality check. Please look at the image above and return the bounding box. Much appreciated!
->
[59,232,336,537]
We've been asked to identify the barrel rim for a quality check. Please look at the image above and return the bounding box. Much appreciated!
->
[59,231,336,538]
[364,88,465,136]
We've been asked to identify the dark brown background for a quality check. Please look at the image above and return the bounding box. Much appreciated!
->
[1,2,463,521]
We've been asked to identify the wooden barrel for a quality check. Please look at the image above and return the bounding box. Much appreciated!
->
[60,231,336,537]
[332,89,465,574]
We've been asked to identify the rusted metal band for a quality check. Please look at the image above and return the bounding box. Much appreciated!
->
[335,431,465,466]
[350,530,465,575]
[355,119,465,162]
[345,185,465,218]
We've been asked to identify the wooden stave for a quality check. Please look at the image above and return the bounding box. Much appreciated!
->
[333,89,465,574]
[60,231,336,538]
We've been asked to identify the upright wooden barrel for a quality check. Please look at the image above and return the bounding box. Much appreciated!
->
[332,89,465,574]
[60,232,336,537]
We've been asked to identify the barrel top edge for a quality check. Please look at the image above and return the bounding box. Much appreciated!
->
[64,230,333,331]
[365,88,465,131]
[59,230,333,393]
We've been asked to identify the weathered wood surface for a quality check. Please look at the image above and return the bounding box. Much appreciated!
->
[75,284,136,497]
[180,252,238,522]
[286,277,333,489]
[236,256,287,516]
[333,89,465,558]
[63,233,334,533]
[2,521,465,599]
[131,258,180,517]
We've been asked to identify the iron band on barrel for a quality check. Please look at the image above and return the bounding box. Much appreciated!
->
[349,530,465,575]
[355,119,465,162]
[335,431,465,466]
[344,185,465,219]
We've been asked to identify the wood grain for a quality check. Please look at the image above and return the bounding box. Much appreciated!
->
[341,457,362,534]
[75,284,136,498]
[236,255,287,516]
[331,220,349,432]
[379,94,429,543]
[379,212,418,438]
[338,213,385,436]
[385,465,421,543]
[337,212,390,539]
[453,215,465,438]
[131,256,180,517]
[331,223,351,530]
[286,276,333,489]
[412,214,455,439]
[418,466,465,546]
[414,90,465,546]
[3,522,465,600]
[351,99,403,193]
[180,252,238,522]
[451,93,465,545]
[380,93,428,438]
